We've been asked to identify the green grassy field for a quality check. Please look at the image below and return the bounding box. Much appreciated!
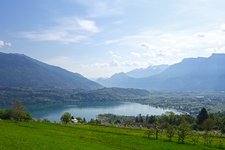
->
[0,120,224,150]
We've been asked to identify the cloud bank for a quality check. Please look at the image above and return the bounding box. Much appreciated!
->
[21,17,100,43]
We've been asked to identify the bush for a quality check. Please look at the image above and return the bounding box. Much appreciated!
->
[177,121,190,144]
[0,101,32,121]
[11,101,32,121]
[166,125,176,141]
[190,132,200,145]
[203,131,212,147]
[60,112,72,124]
[0,109,11,120]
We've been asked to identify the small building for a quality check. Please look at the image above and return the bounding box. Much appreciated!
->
[72,118,78,123]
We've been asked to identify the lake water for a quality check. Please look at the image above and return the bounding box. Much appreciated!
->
[26,101,181,122]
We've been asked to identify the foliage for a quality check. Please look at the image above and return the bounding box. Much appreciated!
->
[153,124,160,140]
[177,121,190,144]
[0,109,11,120]
[0,101,32,121]
[191,132,200,145]
[197,108,209,125]
[144,127,155,139]
[202,118,215,131]
[60,112,72,124]
[166,125,176,141]
[203,131,213,147]
[88,119,101,125]
[98,108,225,135]
[11,101,32,121]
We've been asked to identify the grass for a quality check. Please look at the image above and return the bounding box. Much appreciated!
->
[0,120,224,150]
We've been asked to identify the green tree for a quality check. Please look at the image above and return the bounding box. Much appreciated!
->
[83,117,86,123]
[60,112,72,124]
[197,107,208,125]
[11,101,31,121]
[177,121,190,144]
[166,125,176,141]
[202,118,215,131]
[148,115,157,124]
[76,117,83,123]
[0,109,11,120]
[153,124,160,140]
[144,127,155,139]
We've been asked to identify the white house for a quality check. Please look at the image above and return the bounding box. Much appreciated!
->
[72,118,78,123]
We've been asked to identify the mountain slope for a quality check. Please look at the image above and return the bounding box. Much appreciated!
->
[0,52,102,89]
[96,65,169,88]
[147,53,225,90]
[97,53,225,91]
[126,65,169,78]
[96,73,136,88]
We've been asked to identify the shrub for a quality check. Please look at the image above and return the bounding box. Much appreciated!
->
[177,121,190,144]
[0,109,11,120]
[11,101,32,121]
[60,112,72,124]
[166,125,176,141]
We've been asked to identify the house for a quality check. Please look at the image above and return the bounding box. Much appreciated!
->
[72,118,78,123]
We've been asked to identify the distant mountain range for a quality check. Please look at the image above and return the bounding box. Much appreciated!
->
[126,65,169,78]
[0,52,102,90]
[1,52,225,92]
[96,53,225,91]
[96,65,168,87]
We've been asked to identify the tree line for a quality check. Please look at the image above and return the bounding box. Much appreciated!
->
[0,101,32,121]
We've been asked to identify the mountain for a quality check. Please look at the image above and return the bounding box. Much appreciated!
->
[126,65,169,78]
[97,53,225,91]
[96,73,134,88]
[0,52,102,90]
[96,65,169,88]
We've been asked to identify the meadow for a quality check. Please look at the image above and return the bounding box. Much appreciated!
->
[0,120,224,150]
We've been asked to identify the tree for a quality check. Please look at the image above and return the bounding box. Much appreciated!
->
[177,121,190,144]
[76,117,83,123]
[202,118,215,131]
[139,114,143,123]
[197,108,208,125]
[0,109,11,120]
[153,124,160,140]
[11,101,32,121]
[166,125,176,141]
[83,117,86,123]
[144,127,155,139]
[60,112,72,124]
[148,115,157,124]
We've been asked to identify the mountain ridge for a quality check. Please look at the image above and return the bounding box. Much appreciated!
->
[0,52,102,90]
[97,53,225,91]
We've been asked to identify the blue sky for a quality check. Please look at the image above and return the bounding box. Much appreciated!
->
[1,0,225,78]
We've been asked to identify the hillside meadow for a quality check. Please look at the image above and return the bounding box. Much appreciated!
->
[0,120,224,150]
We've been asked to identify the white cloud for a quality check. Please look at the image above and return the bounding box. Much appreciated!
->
[0,40,11,48]
[77,19,100,33]
[91,62,110,68]
[21,17,101,43]
[104,23,225,65]
[76,0,124,18]
[130,52,141,58]
[219,24,225,32]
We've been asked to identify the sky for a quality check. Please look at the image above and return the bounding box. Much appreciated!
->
[1,0,225,78]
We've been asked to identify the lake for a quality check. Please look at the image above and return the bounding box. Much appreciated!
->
[26,101,181,122]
